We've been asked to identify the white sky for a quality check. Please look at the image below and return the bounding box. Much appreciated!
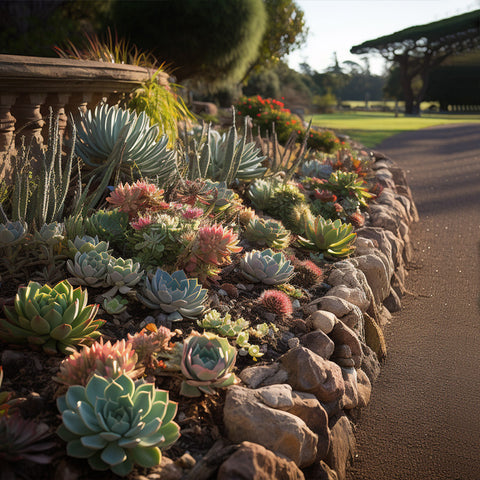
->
[287,0,480,75]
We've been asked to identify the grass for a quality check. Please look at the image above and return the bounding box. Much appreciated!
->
[308,111,480,148]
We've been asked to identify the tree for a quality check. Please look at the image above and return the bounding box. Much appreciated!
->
[241,0,308,81]
[110,0,267,89]
[351,10,480,114]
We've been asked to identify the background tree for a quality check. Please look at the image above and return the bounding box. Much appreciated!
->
[110,0,267,90]
[351,9,480,115]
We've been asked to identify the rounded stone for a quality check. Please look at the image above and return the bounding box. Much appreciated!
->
[310,310,337,334]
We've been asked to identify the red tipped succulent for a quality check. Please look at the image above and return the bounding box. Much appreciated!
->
[259,289,293,317]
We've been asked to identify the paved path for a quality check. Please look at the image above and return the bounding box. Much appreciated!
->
[346,124,480,480]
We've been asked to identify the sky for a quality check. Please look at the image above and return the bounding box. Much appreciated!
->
[287,0,480,75]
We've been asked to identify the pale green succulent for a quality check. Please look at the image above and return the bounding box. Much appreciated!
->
[247,178,277,211]
[0,280,104,354]
[197,309,249,337]
[301,159,333,179]
[137,269,207,321]
[105,257,143,296]
[67,251,111,288]
[57,373,180,476]
[244,217,291,250]
[239,249,294,285]
[85,209,129,244]
[102,296,129,315]
[297,216,357,258]
[64,215,86,240]
[74,104,177,184]
[324,171,375,207]
[180,332,237,397]
[0,221,28,246]
[67,235,110,258]
[33,222,65,245]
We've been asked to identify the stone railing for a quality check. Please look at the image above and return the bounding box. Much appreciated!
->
[0,54,169,182]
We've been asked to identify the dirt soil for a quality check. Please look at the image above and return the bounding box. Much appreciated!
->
[346,123,480,480]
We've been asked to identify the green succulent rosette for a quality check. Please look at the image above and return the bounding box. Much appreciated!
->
[180,332,237,397]
[0,280,104,354]
[57,374,180,476]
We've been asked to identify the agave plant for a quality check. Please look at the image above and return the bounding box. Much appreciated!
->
[104,257,143,296]
[0,280,104,354]
[137,269,207,321]
[297,216,357,258]
[73,104,177,184]
[180,332,237,397]
[197,309,249,337]
[244,217,291,250]
[54,338,143,386]
[67,251,111,288]
[67,235,110,258]
[239,249,295,285]
[0,220,28,246]
[0,414,55,467]
[57,373,180,476]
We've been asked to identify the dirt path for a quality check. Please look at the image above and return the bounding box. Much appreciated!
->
[346,124,480,480]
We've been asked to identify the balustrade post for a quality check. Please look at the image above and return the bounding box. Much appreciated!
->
[0,93,17,182]
[43,93,71,140]
[12,93,47,148]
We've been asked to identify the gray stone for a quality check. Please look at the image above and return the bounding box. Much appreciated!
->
[224,386,318,468]
[300,330,335,359]
[309,310,337,334]
[240,363,288,389]
[255,384,294,409]
[327,285,370,313]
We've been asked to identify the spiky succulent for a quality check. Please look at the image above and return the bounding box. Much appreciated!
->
[247,178,277,211]
[0,220,28,246]
[33,222,65,245]
[57,373,180,476]
[301,159,333,179]
[264,182,307,227]
[240,249,295,285]
[297,216,356,258]
[0,414,55,466]
[85,209,129,244]
[244,217,291,250]
[197,309,249,337]
[259,289,293,317]
[105,257,143,296]
[67,235,110,258]
[54,338,143,386]
[67,251,111,288]
[324,171,375,207]
[74,104,177,183]
[137,269,207,321]
[180,332,237,397]
[0,280,104,355]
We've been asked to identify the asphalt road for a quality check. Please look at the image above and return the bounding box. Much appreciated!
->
[346,124,480,480]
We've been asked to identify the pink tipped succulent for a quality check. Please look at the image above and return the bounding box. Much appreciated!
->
[314,189,337,203]
[193,224,242,266]
[53,338,144,386]
[181,207,204,220]
[130,215,153,230]
[259,289,293,317]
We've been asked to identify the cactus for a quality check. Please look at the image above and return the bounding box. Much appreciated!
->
[297,216,356,258]
[259,289,293,317]
[54,338,143,386]
[57,374,180,476]
[180,332,237,397]
[239,249,294,285]
[137,269,207,321]
[0,280,104,355]
[244,217,291,250]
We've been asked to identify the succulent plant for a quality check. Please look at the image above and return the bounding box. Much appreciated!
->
[297,216,356,258]
[64,214,87,240]
[324,171,375,207]
[0,366,17,417]
[0,414,55,466]
[102,296,129,315]
[33,221,65,245]
[290,258,324,286]
[54,338,143,386]
[74,104,177,184]
[197,309,249,337]
[0,280,104,355]
[67,235,110,258]
[247,178,277,210]
[137,269,207,321]
[244,217,291,250]
[264,182,307,227]
[289,203,314,235]
[259,289,293,317]
[0,220,28,246]
[67,251,111,288]
[180,332,237,397]
[85,209,129,244]
[301,159,333,179]
[57,373,180,476]
[104,257,143,296]
[239,249,295,285]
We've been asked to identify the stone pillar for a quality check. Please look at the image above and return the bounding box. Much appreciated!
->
[43,92,71,140]
[12,93,47,148]
[0,93,17,182]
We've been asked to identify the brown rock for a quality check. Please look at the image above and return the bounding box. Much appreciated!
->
[217,441,305,480]
[360,342,381,384]
[303,460,339,480]
[300,330,335,359]
[356,368,372,408]
[329,321,363,368]
[364,313,387,361]
[340,367,358,410]
[326,415,356,480]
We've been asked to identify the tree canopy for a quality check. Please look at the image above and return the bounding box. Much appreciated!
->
[351,10,480,114]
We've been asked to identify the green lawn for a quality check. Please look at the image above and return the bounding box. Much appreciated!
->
[308,111,480,148]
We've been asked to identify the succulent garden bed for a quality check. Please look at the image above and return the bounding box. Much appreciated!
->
[0,101,417,480]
